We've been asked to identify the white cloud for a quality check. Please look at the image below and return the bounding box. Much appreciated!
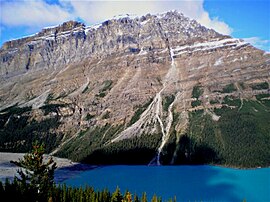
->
[1,0,232,35]
[1,0,73,27]
[61,1,161,24]
[243,37,270,51]
[61,0,232,35]
[196,12,232,35]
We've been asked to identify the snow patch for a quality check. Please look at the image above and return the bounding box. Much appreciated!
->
[232,68,241,73]
[214,57,223,66]
[172,38,248,56]
[140,19,150,25]
[112,14,139,20]
[85,24,102,33]
[232,58,239,62]
[212,114,220,121]
[197,64,206,69]
[138,48,148,55]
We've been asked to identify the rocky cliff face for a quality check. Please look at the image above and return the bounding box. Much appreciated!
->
[0,11,269,167]
[1,12,222,76]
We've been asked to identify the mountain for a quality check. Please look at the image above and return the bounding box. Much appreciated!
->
[1,11,270,167]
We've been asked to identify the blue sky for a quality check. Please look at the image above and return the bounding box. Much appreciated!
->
[0,0,269,51]
[204,0,270,51]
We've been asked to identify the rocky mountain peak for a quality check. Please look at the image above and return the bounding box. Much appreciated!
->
[1,11,219,51]
[1,21,85,51]
[0,11,269,167]
[38,21,85,36]
[0,11,226,77]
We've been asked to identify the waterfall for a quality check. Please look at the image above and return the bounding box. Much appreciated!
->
[111,46,179,166]
[149,47,179,165]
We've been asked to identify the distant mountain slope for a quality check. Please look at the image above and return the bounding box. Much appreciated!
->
[0,11,269,167]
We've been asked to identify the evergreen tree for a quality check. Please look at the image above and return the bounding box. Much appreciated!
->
[123,191,132,202]
[133,193,140,202]
[11,143,57,201]
[151,194,158,202]
[141,192,148,202]
[111,186,123,202]
[0,180,4,196]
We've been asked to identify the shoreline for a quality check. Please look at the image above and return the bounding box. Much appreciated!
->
[211,163,268,170]
[1,152,269,182]
[0,152,81,183]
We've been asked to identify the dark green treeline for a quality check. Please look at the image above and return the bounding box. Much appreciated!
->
[0,180,177,202]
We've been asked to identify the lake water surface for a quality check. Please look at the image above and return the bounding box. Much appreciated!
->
[63,165,270,202]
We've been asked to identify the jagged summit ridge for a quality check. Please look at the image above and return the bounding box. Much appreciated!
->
[2,21,84,50]
[0,11,226,77]
[2,11,217,49]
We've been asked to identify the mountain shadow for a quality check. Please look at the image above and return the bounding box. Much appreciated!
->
[82,147,157,165]
[80,133,162,165]
[161,134,222,165]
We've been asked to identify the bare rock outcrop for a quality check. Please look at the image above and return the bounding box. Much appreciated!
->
[0,11,269,165]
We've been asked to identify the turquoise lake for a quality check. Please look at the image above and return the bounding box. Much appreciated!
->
[62,165,270,202]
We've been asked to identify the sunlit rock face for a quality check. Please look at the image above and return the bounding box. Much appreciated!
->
[0,11,269,165]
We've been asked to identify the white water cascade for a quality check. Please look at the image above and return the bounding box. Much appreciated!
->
[111,46,180,165]
[149,47,180,165]
[155,92,180,165]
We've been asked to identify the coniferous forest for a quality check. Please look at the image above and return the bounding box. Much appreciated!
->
[0,144,175,202]
[1,180,177,202]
